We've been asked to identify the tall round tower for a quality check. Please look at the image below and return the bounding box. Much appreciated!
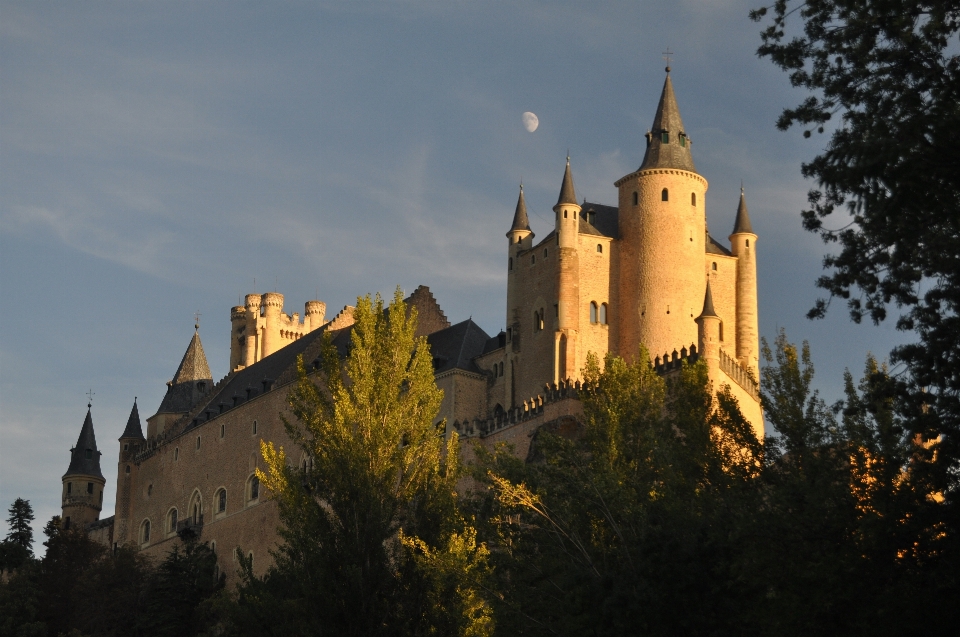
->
[505,185,533,408]
[729,188,759,377]
[554,158,582,381]
[115,398,145,545]
[243,293,262,366]
[305,300,327,332]
[616,69,707,362]
[260,292,284,358]
[230,305,246,371]
[62,405,106,531]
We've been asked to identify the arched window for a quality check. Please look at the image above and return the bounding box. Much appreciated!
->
[167,508,178,535]
[745,239,750,247]
[661,188,669,202]
[216,488,227,514]
[564,210,568,218]
[252,420,258,435]
[712,262,717,271]
[600,303,608,325]
[543,248,548,258]
[539,308,545,330]
[691,192,696,206]
[140,519,151,545]
[597,244,603,253]
[590,302,598,324]
[189,491,202,525]
[247,475,260,504]
[632,191,638,205]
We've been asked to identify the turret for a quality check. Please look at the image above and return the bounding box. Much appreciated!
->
[147,328,213,438]
[230,305,246,371]
[506,185,533,248]
[260,292,284,358]
[553,158,582,381]
[115,398,144,545]
[62,405,106,531]
[695,281,721,377]
[729,187,759,377]
[616,68,707,363]
[305,300,326,332]
[243,293,262,367]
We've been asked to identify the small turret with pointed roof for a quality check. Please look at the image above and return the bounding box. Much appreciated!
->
[156,328,213,415]
[554,156,578,210]
[697,280,719,319]
[119,398,145,441]
[640,69,697,173]
[731,185,754,235]
[61,404,107,529]
[64,405,104,480]
[507,184,533,241]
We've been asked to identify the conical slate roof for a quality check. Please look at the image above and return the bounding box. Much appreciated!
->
[119,398,145,440]
[156,330,214,415]
[171,331,212,384]
[507,185,531,235]
[639,72,697,173]
[698,280,719,319]
[63,408,104,480]
[732,188,754,234]
[555,157,578,207]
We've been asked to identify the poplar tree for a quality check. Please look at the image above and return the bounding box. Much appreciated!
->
[231,288,491,636]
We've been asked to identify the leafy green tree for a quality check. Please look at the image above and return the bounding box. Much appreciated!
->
[228,289,491,636]
[4,498,35,555]
[476,351,761,635]
[750,0,960,482]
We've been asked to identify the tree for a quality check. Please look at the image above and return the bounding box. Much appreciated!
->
[228,289,492,636]
[476,351,762,635]
[139,539,222,637]
[750,0,960,480]
[4,498,35,555]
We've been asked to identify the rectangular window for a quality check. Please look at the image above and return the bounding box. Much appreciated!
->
[87,482,93,494]
[661,132,669,143]
[67,482,72,495]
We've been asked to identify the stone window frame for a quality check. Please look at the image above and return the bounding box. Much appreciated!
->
[166,507,179,537]
[600,303,608,325]
[661,188,669,202]
[590,302,598,324]
[215,487,227,518]
[246,474,261,507]
[139,518,151,546]
[188,489,203,525]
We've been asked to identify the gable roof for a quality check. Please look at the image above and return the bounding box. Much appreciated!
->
[578,202,619,239]
[427,319,491,374]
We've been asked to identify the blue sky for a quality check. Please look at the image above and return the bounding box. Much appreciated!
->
[0,0,909,544]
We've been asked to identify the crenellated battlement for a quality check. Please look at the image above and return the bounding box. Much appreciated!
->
[719,348,759,401]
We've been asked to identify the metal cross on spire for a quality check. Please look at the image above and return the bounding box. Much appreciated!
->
[662,47,674,71]
[86,389,95,408]
[194,310,202,331]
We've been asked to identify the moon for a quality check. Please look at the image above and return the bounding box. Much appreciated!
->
[522,112,539,133]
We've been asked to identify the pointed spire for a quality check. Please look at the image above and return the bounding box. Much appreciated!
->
[63,407,104,479]
[697,280,719,319]
[171,332,212,385]
[556,156,578,207]
[508,184,531,234]
[119,398,145,441]
[639,71,696,173]
[732,186,754,234]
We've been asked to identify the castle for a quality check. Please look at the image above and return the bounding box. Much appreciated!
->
[59,70,762,580]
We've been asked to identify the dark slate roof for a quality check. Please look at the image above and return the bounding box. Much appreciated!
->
[579,202,619,239]
[508,186,532,235]
[732,189,754,234]
[698,280,719,319]
[172,332,212,384]
[156,331,214,415]
[706,231,733,256]
[555,158,578,207]
[639,72,697,173]
[119,399,145,440]
[172,286,452,435]
[482,332,506,355]
[427,319,491,374]
[63,408,104,480]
